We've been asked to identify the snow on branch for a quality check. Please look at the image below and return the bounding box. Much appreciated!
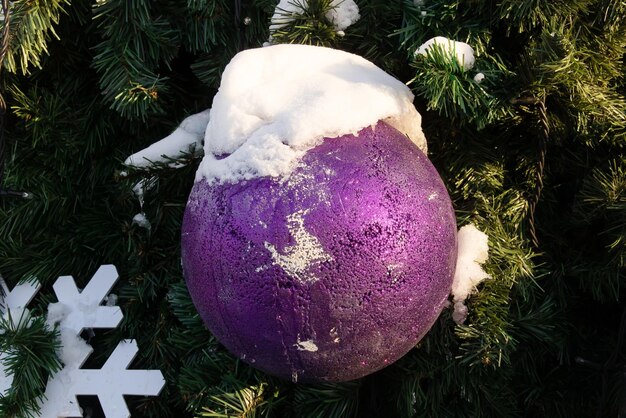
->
[451,224,491,324]
[124,109,210,168]
[269,0,360,36]
[416,37,476,71]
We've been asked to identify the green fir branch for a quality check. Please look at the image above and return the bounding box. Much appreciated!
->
[201,378,278,418]
[291,381,360,418]
[496,0,594,34]
[0,310,61,418]
[410,42,513,129]
[1,0,69,75]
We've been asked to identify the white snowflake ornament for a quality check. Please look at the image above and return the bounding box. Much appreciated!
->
[46,264,123,334]
[0,265,166,418]
[40,265,165,418]
[39,340,165,418]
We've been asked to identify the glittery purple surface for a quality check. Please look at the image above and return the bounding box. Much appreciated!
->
[181,121,457,383]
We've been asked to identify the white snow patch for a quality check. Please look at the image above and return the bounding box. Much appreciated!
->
[474,72,485,83]
[46,302,69,327]
[264,209,332,283]
[451,224,491,324]
[104,293,118,307]
[125,109,210,167]
[295,339,319,352]
[46,302,93,370]
[269,0,360,36]
[132,212,151,230]
[325,0,360,31]
[131,177,157,209]
[197,44,426,183]
[451,302,468,325]
[416,37,475,71]
[132,181,145,202]
[269,0,305,34]
[58,328,92,367]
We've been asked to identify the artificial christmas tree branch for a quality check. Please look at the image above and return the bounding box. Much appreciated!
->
[510,96,550,248]
[0,0,10,189]
[0,0,30,202]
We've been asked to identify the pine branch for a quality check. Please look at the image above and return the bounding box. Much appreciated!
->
[0,310,61,418]
[410,42,514,129]
[1,0,69,75]
[201,378,277,418]
[496,0,593,34]
[291,381,360,418]
[91,0,179,120]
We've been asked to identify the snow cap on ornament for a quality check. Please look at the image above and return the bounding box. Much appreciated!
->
[196,44,428,183]
[180,44,458,383]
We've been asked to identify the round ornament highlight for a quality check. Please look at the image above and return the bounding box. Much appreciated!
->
[181,121,457,383]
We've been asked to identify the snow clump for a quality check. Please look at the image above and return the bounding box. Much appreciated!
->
[269,0,360,36]
[325,0,360,31]
[132,213,151,230]
[451,224,491,324]
[416,36,475,71]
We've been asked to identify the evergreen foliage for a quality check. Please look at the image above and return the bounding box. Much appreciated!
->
[0,0,624,417]
[0,307,61,417]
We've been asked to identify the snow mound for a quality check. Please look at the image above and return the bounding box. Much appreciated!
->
[198,44,426,183]
[416,37,475,71]
[451,224,491,324]
[270,0,360,35]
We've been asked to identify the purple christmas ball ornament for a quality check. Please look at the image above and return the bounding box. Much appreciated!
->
[181,121,457,383]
